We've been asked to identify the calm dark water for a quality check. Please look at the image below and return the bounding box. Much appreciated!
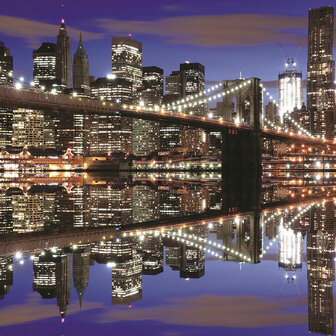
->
[0,173,335,336]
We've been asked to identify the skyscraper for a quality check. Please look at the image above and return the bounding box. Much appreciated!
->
[307,201,335,335]
[73,33,90,92]
[0,41,13,147]
[12,108,44,147]
[73,246,90,308]
[179,62,208,154]
[90,77,133,155]
[307,6,335,139]
[56,19,72,88]
[278,60,302,120]
[180,62,205,108]
[33,42,57,90]
[112,36,142,92]
[161,70,183,152]
[133,66,163,156]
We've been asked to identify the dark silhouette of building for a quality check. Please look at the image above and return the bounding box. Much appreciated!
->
[0,41,13,147]
[56,19,72,88]
[73,245,90,309]
[0,257,13,299]
[73,33,90,92]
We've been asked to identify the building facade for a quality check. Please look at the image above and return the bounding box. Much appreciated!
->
[73,33,90,92]
[133,66,163,156]
[278,61,302,121]
[0,41,13,147]
[56,19,72,89]
[307,6,335,139]
[112,36,142,93]
[33,42,57,90]
[12,108,44,147]
[89,77,133,155]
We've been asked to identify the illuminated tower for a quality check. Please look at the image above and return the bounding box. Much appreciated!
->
[89,77,133,155]
[73,33,90,92]
[112,36,142,92]
[278,221,303,280]
[111,240,142,305]
[0,41,13,147]
[278,59,302,120]
[132,66,163,156]
[307,6,335,139]
[56,19,72,88]
[33,42,57,90]
[179,62,209,154]
[307,201,335,335]
[161,70,183,152]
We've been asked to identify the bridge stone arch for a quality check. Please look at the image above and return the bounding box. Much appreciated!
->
[217,78,261,129]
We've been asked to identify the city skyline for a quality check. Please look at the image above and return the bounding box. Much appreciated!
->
[0,0,335,95]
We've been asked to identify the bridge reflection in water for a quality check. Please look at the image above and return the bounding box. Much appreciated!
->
[0,173,335,335]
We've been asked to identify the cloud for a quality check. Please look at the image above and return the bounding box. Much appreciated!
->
[98,295,307,328]
[0,15,103,48]
[0,293,103,327]
[96,14,308,47]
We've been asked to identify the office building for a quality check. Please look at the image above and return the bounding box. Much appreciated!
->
[278,60,302,120]
[33,42,57,90]
[307,6,335,139]
[0,41,13,147]
[89,77,133,155]
[56,19,72,88]
[73,33,90,92]
[12,108,44,147]
[133,66,163,156]
[112,36,142,92]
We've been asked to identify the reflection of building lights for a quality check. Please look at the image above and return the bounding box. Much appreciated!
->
[278,220,302,270]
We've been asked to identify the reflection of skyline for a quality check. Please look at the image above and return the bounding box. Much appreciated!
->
[0,178,336,335]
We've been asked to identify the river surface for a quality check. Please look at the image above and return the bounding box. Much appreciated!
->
[0,172,334,335]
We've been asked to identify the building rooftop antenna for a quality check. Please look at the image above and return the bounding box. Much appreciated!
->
[60,0,65,25]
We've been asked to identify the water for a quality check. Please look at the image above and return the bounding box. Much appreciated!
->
[0,172,335,335]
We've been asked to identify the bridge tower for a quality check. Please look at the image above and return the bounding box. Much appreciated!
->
[221,78,262,175]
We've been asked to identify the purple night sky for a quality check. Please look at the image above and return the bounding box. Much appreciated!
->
[0,0,335,98]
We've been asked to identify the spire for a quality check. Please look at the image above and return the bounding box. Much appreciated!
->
[75,33,86,56]
[60,1,65,27]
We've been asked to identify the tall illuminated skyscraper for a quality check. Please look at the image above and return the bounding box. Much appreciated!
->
[0,41,13,147]
[278,60,302,120]
[179,62,208,154]
[56,19,72,88]
[90,77,133,155]
[33,42,57,90]
[307,6,335,139]
[133,66,163,156]
[112,36,142,92]
[307,202,335,335]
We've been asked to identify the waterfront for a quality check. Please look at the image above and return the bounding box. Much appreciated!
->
[0,173,334,335]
